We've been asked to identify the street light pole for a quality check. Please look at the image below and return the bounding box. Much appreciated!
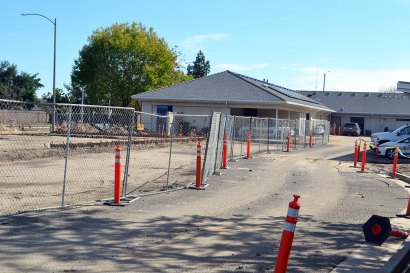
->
[21,13,57,132]
[323,70,330,91]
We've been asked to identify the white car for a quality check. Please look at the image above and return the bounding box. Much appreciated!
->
[378,136,410,159]
[370,124,410,149]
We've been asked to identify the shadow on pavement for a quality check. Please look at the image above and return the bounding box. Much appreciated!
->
[0,207,371,273]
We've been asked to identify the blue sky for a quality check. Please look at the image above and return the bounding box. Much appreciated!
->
[2,0,410,96]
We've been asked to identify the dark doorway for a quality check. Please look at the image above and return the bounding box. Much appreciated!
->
[330,116,342,135]
[306,113,310,120]
[243,108,257,117]
[350,117,364,135]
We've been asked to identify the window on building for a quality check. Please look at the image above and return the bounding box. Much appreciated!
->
[157,105,173,116]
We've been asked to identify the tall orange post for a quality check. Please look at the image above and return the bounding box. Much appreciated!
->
[222,134,228,169]
[309,131,312,148]
[287,132,291,152]
[196,142,202,188]
[353,140,358,167]
[357,140,361,162]
[247,131,251,159]
[361,142,367,172]
[338,125,341,136]
[392,147,399,179]
[114,144,121,204]
[274,194,301,273]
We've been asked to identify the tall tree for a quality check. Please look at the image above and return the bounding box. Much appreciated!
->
[187,50,210,79]
[0,61,42,102]
[71,22,191,107]
[42,88,70,103]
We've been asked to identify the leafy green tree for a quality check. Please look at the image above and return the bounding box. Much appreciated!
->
[0,61,42,102]
[71,22,191,107]
[42,88,70,103]
[187,50,210,79]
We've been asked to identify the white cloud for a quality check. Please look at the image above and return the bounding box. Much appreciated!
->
[182,33,229,50]
[215,63,269,71]
[289,66,410,92]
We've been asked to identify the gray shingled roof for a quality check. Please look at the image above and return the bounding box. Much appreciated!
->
[299,91,410,116]
[132,71,332,112]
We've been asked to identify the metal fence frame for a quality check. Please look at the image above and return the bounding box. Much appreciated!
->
[0,100,330,216]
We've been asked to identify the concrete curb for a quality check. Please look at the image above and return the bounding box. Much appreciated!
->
[393,172,410,184]
[380,238,410,273]
[382,172,410,273]
[330,172,410,273]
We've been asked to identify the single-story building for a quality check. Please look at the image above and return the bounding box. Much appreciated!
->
[299,91,410,135]
[132,71,333,124]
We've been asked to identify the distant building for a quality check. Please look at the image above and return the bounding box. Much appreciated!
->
[397,81,410,93]
[132,70,332,121]
[299,91,410,135]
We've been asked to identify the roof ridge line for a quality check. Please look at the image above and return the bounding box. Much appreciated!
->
[227,71,286,102]
[141,70,230,94]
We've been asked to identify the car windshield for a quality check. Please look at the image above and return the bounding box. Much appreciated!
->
[399,136,410,143]
[392,125,408,134]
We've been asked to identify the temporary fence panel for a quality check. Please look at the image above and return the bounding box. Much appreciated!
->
[126,112,211,195]
[126,112,173,195]
[0,99,63,215]
[168,113,211,190]
[60,104,134,206]
[224,115,235,160]
[231,116,251,159]
[214,114,226,171]
[202,112,221,183]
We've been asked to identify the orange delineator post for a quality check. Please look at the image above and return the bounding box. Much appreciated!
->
[392,147,399,179]
[361,142,367,172]
[274,194,301,273]
[391,229,409,239]
[405,196,410,216]
[338,126,341,136]
[286,132,291,152]
[353,140,358,167]
[247,131,251,159]
[309,131,312,148]
[222,134,228,169]
[196,142,202,188]
[114,144,121,204]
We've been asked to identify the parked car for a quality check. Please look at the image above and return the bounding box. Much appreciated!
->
[342,122,361,136]
[370,124,410,149]
[378,136,410,159]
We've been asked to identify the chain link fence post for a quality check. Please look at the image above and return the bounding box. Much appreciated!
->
[61,105,72,207]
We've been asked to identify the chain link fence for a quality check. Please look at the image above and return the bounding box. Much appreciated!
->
[124,112,210,195]
[0,100,329,216]
[0,99,134,215]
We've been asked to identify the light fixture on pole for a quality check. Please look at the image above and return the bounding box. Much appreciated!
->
[21,13,57,132]
[323,70,330,91]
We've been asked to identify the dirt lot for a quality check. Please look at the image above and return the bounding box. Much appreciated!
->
[0,133,408,217]
[328,136,410,177]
